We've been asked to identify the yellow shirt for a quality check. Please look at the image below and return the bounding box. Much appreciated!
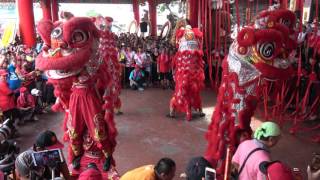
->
[120,165,156,180]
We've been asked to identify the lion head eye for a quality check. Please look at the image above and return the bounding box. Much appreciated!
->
[258,42,275,60]
[71,30,88,44]
[51,27,62,39]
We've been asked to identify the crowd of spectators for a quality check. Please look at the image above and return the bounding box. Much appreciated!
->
[0,39,55,129]
[116,32,175,90]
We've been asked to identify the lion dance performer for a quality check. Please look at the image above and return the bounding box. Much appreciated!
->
[36,12,119,179]
[168,23,205,121]
[205,7,299,176]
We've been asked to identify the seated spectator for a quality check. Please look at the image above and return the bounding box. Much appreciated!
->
[129,65,145,91]
[183,156,212,180]
[231,122,281,180]
[258,161,295,180]
[7,62,21,91]
[15,150,37,180]
[78,163,103,180]
[120,157,176,180]
[17,87,38,124]
[0,69,18,121]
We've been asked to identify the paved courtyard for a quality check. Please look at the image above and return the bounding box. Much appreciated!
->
[15,88,319,179]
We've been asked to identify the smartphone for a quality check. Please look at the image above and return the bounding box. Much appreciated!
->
[32,149,64,167]
[205,167,216,180]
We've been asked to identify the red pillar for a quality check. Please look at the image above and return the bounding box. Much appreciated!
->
[51,0,59,22]
[17,0,36,47]
[132,0,140,24]
[188,0,199,27]
[40,0,52,21]
[148,0,157,36]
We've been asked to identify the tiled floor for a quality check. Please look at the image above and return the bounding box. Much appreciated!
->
[15,88,319,179]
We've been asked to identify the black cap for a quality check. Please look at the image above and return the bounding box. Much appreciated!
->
[35,130,64,150]
[186,156,212,180]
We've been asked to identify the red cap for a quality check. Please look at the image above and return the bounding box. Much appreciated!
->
[78,168,102,180]
[20,87,28,93]
[0,69,8,76]
[267,162,294,180]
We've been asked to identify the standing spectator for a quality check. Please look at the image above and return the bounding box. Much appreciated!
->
[0,69,17,121]
[120,158,176,180]
[129,65,145,91]
[134,47,147,68]
[231,122,281,180]
[0,53,8,70]
[124,46,135,86]
[17,87,38,124]
[144,52,153,86]
[157,48,171,89]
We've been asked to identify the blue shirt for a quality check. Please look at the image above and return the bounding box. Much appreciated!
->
[7,64,21,90]
[129,69,145,81]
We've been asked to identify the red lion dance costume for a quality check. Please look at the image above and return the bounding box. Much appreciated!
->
[169,25,205,121]
[205,7,299,176]
[36,13,119,179]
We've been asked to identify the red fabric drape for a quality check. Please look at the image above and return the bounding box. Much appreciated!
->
[148,0,157,36]
[40,0,52,21]
[189,0,199,27]
[51,0,59,22]
[132,0,140,24]
[17,0,36,47]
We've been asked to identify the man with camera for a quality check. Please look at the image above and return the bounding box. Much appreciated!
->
[15,130,71,180]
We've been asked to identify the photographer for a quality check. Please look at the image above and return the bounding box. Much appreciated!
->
[33,130,71,180]
[16,130,71,180]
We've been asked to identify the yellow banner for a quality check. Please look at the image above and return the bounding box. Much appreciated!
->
[0,21,16,48]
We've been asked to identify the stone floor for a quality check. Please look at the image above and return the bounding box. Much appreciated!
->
[14,88,319,179]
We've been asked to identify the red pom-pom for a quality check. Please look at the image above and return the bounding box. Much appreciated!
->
[237,28,255,47]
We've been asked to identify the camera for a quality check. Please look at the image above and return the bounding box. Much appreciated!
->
[0,140,20,174]
[0,119,15,141]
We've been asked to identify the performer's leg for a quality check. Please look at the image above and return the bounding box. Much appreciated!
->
[185,103,192,121]
[68,96,87,169]
[167,97,176,118]
[81,92,114,171]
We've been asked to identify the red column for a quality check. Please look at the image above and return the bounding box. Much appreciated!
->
[148,0,157,36]
[51,0,59,22]
[132,0,140,24]
[17,0,36,47]
[40,0,52,21]
[188,0,199,27]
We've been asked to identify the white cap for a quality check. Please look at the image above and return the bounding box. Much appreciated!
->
[31,89,40,96]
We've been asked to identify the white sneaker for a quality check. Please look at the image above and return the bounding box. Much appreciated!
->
[33,116,39,121]
[138,87,144,91]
